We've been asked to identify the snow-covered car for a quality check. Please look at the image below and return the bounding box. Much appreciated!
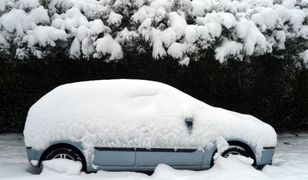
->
[24,79,277,172]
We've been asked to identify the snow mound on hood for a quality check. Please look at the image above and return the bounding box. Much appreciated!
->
[41,159,82,176]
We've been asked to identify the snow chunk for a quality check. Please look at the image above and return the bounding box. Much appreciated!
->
[0,0,12,12]
[0,7,49,37]
[28,6,50,24]
[215,40,243,62]
[299,50,308,64]
[169,12,187,39]
[16,0,40,10]
[118,28,139,42]
[151,29,166,59]
[150,0,171,10]
[196,12,229,38]
[179,56,190,66]
[70,38,81,58]
[213,155,255,171]
[215,136,230,155]
[0,33,9,48]
[191,0,212,17]
[160,27,176,47]
[300,26,308,39]
[274,30,286,49]
[185,25,198,43]
[107,12,123,27]
[236,19,267,55]
[89,19,109,35]
[95,34,123,60]
[30,160,38,166]
[167,43,187,59]
[138,18,152,42]
[220,12,236,29]
[76,25,89,41]
[23,26,67,47]
[81,37,95,58]
[252,8,278,31]
[41,159,82,176]
[0,9,29,36]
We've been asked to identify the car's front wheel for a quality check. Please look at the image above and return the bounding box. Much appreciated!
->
[40,144,87,172]
[221,145,251,158]
[45,147,82,161]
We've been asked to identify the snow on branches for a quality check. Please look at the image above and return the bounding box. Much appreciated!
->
[0,0,307,63]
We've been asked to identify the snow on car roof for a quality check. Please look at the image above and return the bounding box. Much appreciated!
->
[24,79,276,160]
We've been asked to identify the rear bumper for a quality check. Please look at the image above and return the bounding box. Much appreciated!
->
[256,146,275,167]
[26,147,41,167]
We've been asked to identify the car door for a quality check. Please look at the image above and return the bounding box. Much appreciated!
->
[135,148,204,170]
[93,147,136,170]
[135,117,204,170]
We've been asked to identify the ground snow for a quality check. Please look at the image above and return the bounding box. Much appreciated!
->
[41,159,82,176]
[1,133,308,180]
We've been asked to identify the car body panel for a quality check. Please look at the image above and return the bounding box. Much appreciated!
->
[135,148,203,170]
[258,147,275,166]
[201,147,217,169]
[26,139,275,172]
[93,147,135,166]
[26,147,41,167]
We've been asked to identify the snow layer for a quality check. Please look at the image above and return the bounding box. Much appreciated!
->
[24,79,276,163]
[41,159,82,176]
[1,0,308,62]
[1,133,308,179]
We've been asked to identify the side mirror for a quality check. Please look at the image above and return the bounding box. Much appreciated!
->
[185,117,194,128]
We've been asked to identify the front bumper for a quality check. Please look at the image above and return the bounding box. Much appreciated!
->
[257,146,275,167]
[26,147,41,167]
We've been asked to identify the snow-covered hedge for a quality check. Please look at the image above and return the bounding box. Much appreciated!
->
[0,0,308,64]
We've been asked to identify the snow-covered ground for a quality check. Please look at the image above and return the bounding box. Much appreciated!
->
[0,133,307,180]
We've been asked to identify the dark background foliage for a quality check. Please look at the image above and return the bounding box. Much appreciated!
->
[0,50,307,133]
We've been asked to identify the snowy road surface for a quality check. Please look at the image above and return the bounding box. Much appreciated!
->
[0,134,307,180]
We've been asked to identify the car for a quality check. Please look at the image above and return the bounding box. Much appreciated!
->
[23,79,277,172]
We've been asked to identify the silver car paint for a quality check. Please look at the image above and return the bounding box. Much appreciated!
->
[26,139,274,172]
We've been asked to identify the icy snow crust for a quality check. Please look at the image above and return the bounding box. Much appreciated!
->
[24,79,276,161]
[1,0,308,63]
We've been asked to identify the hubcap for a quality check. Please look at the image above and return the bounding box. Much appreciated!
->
[224,150,241,157]
[53,153,74,160]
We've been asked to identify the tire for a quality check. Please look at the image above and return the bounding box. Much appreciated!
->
[45,147,83,164]
[221,145,251,158]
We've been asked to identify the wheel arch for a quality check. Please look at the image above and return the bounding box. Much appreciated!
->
[39,142,87,172]
[227,140,256,165]
[210,140,257,166]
